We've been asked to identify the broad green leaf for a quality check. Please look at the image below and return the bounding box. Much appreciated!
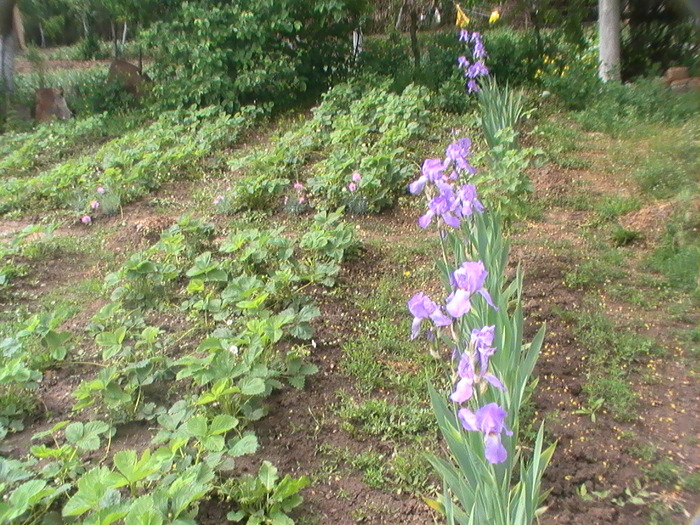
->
[65,421,110,451]
[185,415,208,438]
[238,377,265,396]
[258,461,278,491]
[209,415,238,435]
[124,495,163,525]
[227,433,258,457]
[114,449,159,486]
[8,479,48,510]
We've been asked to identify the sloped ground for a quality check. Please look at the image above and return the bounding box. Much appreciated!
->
[1,110,698,525]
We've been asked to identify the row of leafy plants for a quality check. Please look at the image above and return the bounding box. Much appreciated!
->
[0,209,358,524]
[0,105,262,217]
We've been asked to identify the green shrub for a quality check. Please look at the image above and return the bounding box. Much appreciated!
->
[576,78,700,134]
[483,27,555,86]
[538,46,602,110]
[144,0,366,113]
[622,19,700,79]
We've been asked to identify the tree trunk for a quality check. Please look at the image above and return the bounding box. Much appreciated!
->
[1,0,18,93]
[121,21,128,46]
[396,0,407,31]
[598,0,621,82]
[39,22,45,47]
[409,3,420,69]
[0,0,17,126]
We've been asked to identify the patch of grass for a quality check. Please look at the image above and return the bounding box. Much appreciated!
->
[633,129,700,199]
[317,442,434,493]
[533,119,586,169]
[628,442,657,462]
[317,444,388,489]
[595,196,641,222]
[560,300,661,420]
[644,459,682,485]
[342,273,440,395]
[682,471,700,492]
[334,393,435,443]
[564,246,626,289]
[610,224,643,247]
[646,210,700,293]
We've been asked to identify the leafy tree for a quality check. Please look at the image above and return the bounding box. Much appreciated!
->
[144,0,367,113]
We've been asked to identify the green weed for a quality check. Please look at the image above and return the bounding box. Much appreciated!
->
[335,393,435,443]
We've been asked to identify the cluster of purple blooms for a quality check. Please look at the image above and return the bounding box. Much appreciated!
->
[407,139,511,464]
[407,265,511,464]
[458,29,489,93]
[409,138,483,230]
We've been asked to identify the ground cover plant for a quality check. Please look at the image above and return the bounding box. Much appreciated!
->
[1,6,699,525]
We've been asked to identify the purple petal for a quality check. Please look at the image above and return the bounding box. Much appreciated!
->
[484,433,507,464]
[450,378,474,403]
[429,308,452,327]
[483,373,506,391]
[476,403,508,434]
[410,317,422,340]
[442,213,461,228]
[408,292,434,318]
[409,176,428,195]
[446,289,471,318]
[478,288,498,310]
[457,408,478,431]
[422,158,447,181]
[418,211,434,229]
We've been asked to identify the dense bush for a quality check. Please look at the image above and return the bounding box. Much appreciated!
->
[144,0,366,113]
[483,28,554,86]
[622,0,700,79]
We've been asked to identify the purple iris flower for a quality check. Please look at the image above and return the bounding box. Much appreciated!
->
[472,39,487,60]
[409,158,448,194]
[458,403,513,464]
[457,56,470,69]
[471,325,496,370]
[466,79,480,93]
[450,355,476,403]
[445,138,474,173]
[466,61,489,79]
[418,182,461,229]
[445,261,497,317]
[407,292,452,340]
[456,184,484,216]
[458,29,470,42]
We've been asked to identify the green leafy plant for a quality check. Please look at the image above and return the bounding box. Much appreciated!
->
[144,0,366,113]
[221,461,309,525]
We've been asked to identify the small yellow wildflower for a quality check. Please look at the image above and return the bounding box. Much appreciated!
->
[489,10,500,23]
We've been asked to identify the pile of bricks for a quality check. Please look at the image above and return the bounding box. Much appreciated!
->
[662,67,700,92]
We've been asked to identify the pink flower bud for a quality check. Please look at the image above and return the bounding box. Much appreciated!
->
[293,182,304,191]
[351,172,361,183]
[96,187,105,194]
[90,200,100,209]
[81,215,92,224]
[348,183,357,192]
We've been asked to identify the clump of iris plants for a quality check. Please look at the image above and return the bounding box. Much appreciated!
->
[458,30,489,93]
[407,135,553,524]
